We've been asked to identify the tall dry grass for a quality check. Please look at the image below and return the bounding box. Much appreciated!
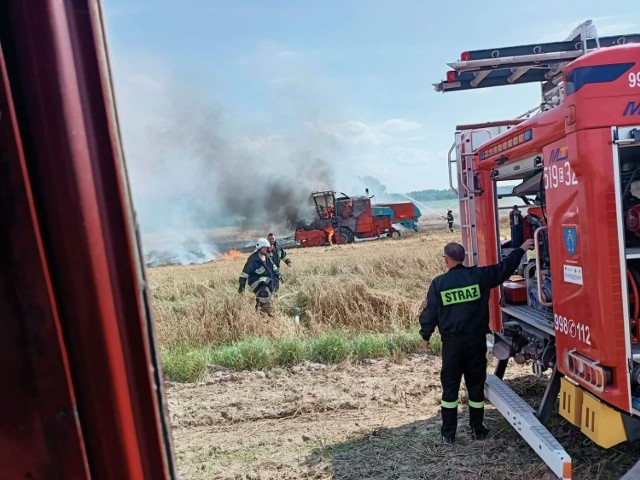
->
[148,231,455,349]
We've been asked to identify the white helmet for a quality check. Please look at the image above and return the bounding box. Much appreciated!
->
[254,238,270,252]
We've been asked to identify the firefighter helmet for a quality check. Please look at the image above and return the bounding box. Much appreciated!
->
[254,238,270,252]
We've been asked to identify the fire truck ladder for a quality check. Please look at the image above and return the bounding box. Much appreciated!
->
[434,20,640,106]
[450,123,516,266]
[449,134,479,265]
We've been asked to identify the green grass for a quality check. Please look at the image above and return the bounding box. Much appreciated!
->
[162,344,210,383]
[274,338,309,367]
[352,334,391,359]
[310,333,350,363]
[161,330,441,382]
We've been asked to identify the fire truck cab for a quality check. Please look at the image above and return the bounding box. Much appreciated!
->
[438,21,640,479]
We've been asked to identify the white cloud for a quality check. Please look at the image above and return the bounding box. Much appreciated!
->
[388,146,445,167]
[300,118,453,191]
[349,153,449,192]
[382,118,422,133]
[306,117,425,147]
[306,120,383,146]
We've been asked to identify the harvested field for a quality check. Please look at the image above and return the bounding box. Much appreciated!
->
[148,230,640,479]
[166,356,640,479]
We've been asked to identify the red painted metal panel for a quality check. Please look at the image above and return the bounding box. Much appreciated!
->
[565,44,640,134]
[476,107,565,170]
[0,1,175,477]
[547,131,631,412]
[473,168,502,332]
[376,202,418,222]
[0,42,89,480]
[478,45,640,175]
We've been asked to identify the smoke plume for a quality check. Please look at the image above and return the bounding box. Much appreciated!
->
[113,57,339,265]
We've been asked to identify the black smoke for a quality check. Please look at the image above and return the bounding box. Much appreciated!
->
[121,83,336,241]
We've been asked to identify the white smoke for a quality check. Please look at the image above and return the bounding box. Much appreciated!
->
[110,51,341,266]
[143,232,219,267]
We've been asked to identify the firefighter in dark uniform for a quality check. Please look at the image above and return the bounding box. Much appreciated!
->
[239,238,279,314]
[446,210,454,232]
[267,233,291,293]
[419,238,534,444]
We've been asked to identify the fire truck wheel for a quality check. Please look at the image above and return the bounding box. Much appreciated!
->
[338,227,354,244]
[390,230,401,239]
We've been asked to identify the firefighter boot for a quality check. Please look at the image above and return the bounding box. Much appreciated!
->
[441,406,458,444]
[255,286,274,317]
[469,406,488,440]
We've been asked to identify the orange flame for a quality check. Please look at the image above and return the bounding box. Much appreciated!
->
[219,249,243,261]
[325,226,335,246]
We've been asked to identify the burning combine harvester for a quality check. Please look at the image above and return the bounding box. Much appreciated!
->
[294,191,421,247]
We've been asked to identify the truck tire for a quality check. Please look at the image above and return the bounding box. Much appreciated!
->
[390,230,401,238]
[338,227,354,244]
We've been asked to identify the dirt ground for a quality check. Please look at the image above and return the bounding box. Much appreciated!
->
[166,354,640,480]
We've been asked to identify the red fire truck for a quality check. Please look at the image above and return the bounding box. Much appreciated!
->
[436,21,640,478]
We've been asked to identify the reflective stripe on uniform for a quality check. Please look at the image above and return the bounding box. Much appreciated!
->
[255,266,266,275]
[441,399,459,408]
[250,277,271,290]
[440,284,480,306]
[468,400,485,408]
[239,272,249,279]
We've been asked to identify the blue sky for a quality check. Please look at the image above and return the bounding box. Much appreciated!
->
[103,1,640,196]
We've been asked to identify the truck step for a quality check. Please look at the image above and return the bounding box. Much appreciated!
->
[485,374,572,479]
[502,304,555,336]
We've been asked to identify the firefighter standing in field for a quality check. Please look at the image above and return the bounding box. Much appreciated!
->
[419,238,534,444]
[267,233,291,293]
[239,238,279,315]
[446,210,454,232]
